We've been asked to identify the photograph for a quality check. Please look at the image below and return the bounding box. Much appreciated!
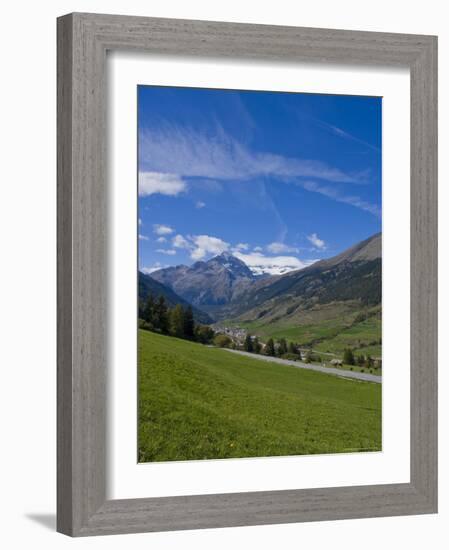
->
[137,85,382,463]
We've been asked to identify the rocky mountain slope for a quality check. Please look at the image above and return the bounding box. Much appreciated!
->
[149,233,381,325]
[232,232,381,320]
[150,252,255,312]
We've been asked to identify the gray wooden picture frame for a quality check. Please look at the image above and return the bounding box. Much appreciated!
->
[57,12,438,537]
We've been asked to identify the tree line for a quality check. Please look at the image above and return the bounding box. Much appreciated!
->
[343,348,381,369]
[213,333,323,363]
[139,293,215,344]
[239,335,313,362]
[140,295,379,368]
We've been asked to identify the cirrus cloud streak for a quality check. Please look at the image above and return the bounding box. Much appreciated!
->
[139,125,367,185]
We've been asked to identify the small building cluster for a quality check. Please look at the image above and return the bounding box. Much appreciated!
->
[214,326,248,344]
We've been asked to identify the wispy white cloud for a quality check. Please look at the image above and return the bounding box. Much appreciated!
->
[153,224,174,236]
[139,126,381,217]
[301,181,381,217]
[172,234,190,249]
[138,234,149,241]
[317,119,380,153]
[266,242,299,254]
[171,233,230,261]
[147,227,319,276]
[156,236,167,243]
[190,235,229,261]
[139,125,366,185]
[307,233,326,250]
[156,249,177,256]
[233,243,249,252]
[138,218,142,226]
[139,172,187,197]
[195,201,206,209]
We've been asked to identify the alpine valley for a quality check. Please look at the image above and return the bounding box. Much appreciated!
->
[139,233,382,360]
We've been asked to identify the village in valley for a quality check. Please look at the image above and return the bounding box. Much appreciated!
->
[212,324,382,373]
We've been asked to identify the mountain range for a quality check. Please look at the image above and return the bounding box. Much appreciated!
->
[142,233,381,326]
[228,232,381,328]
[149,252,255,312]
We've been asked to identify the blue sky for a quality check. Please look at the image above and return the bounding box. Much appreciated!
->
[138,86,381,276]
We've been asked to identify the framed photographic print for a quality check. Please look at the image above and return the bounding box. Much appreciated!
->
[136,85,383,464]
[57,13,437,536]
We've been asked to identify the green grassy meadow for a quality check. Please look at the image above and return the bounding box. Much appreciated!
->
[138,329,382,462]
[313,317,382,358]
[224,303,382,361]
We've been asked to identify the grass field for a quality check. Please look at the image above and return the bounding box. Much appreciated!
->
[224,303,382,361]
[313,317,382,358]
[235,318,349,344]
[138,329,382,462]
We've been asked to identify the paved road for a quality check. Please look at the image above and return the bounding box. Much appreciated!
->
[223,348,382,384]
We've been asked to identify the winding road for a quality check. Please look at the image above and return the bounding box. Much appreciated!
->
[223,348,382,384]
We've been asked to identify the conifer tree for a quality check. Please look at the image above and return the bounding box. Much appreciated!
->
[265,338,275,356]
[169,304,185,338]
[277,338,288,356]
[183,305,195,340]
[343,348,355,365]
[243,334,254,353]
[154,295,169,334]
[288,341,297,355]
[253,337,262,354]
[143,293,156,327]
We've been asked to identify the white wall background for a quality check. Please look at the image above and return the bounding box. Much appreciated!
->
[0,1,445,548]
